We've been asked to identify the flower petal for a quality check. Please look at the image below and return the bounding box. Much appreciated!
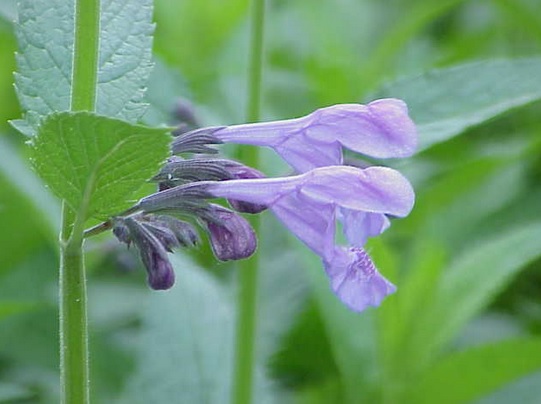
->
[307,99,417,160]
[270,191,336,260]
[223,162,268,214]
[339,209,390,247]
[204,165,414,218]
[211,98,417,171]
[324,247,396,312]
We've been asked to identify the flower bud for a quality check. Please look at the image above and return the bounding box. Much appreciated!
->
[171,126,224,155]
[114,217,176,290]
[200,204,257,261]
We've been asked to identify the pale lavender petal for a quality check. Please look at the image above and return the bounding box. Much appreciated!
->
[212,98,417,172]
[206,165,414,218]
[300,166,414,217]
[270,191,336,260]
[212,118,302,145]
[203,165,413,260]
[339,209,390,246]
[306,99,417,160]
[324,247,396,312]
[272,135,342,172]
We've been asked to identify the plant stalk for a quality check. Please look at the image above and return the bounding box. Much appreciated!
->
[231,1,266,403]
[59,0,100,402]
[59,205,90,404]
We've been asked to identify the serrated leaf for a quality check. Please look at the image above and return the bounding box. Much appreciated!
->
[14,1,73,132]
[96,0,154,121]
[375,58,541,151]
[14,0,154,135]
[30,112,170,220]
[409,338,541,404]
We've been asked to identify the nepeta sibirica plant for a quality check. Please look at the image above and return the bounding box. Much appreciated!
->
[10,0,541,403]
[14,0,415,401]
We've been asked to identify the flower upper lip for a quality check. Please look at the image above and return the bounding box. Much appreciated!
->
[208,98,417,172]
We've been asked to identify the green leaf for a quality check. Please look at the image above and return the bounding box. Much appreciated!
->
[257,215,309,360]
[404,158,527,250]
[304,250,380,403]
[0,301,39,321]
[408,221,541,368]
[95,0,154,122]
[0,140,56,274]
[375,58,541,151]
[0,382,34,402]
[13,1,73,134]
[119,255,282,403]
[409,338,541,404]
[269,299,339,387]
[30,112,170,220]
[14,0,154,135]
[0,137,60,238]
[476,371,541,404]
[0,0,17,22]
[141,58,190,126]
[119,255,234,404]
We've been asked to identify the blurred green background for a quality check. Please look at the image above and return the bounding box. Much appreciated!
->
[2,0,541,402]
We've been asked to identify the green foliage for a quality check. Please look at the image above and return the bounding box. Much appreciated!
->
[413,221,541,363]
[95,0,154,121]
[119,255,235,404]
[30,112,171,220]
[4,0,541,403]
[0,382,33,402]
[0,137,60,237]
[376,58,541,151]
[13,1,73,135]
[409,338,541,404]
[13,0,154,135]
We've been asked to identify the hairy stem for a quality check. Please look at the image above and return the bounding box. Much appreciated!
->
[60,0,100,402]
[59,204,89,404]
[231,1,266,403]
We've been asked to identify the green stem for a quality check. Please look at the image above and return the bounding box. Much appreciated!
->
[231,1,266,404]
[71,0,100,112]
[60,0,100,402]
[59,204,89,404]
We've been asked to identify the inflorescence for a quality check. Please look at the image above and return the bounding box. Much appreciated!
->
[107,98,417,312]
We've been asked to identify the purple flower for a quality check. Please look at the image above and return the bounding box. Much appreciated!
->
[200,204,257,261]
[206,166,413,311]
[221,162,267,214]
[122,217,176,290]
[131,98,418,310]
[204,98,417,172]
[139,165,414,311]
[324,247,396,311]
